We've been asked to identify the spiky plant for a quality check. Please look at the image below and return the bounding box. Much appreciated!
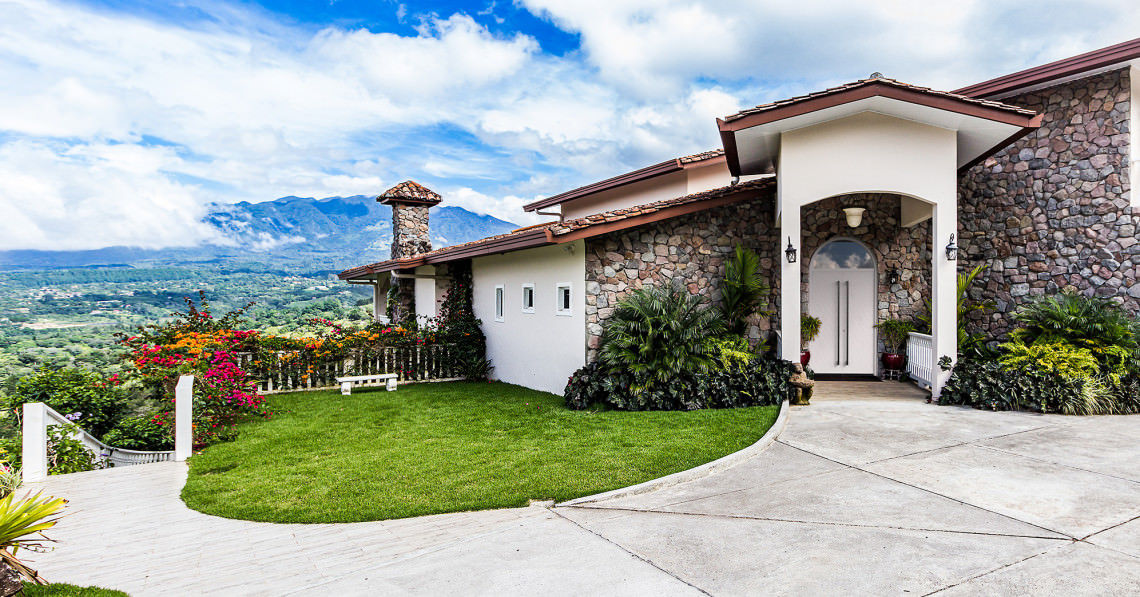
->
[1011,289,1140,353]
[0,491,68,585]
[719,245,771,336]
[600,285,725,393]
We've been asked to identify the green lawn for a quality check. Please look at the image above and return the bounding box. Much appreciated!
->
[182,381,779,523]
[24,584,128,597]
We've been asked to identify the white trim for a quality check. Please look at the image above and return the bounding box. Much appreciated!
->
[494,284,505,322]
[1131,64,1139,208]
[521,283,535,313]
[555,282,572,316]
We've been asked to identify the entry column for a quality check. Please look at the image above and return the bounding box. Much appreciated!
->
[779,187,801,363]
[931,198,958,398]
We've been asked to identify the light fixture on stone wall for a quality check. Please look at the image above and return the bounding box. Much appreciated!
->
[946,234,959,261]
[785,237,797,263]
[842,207,866,228]
[887,268,900,285]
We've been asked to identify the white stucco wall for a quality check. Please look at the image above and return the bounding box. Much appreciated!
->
[471,241,586,395]
[414,265,440,322]
[1131,64,1139,208]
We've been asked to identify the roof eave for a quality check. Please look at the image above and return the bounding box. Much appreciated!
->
[954,37,1140,99]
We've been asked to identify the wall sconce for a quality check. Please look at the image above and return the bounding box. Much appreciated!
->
[887,268,900,285]
[842,207,866,228]
[945,234,958,261]
[785,237,797,263]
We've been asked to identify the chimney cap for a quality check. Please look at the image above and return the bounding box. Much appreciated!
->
[377,180,442,206]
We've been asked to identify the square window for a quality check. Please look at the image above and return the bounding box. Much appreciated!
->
[494,285,504,322]
[556,283,572,316]
[521,284,535,313]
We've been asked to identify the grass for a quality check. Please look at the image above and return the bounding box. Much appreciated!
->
[182,381,779,523]
[24,584,129,596]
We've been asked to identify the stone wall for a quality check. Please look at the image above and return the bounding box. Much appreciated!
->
[582,190,932,360]
[391,203,432,259]
[583,192,778,361]
[959,68,1136,339]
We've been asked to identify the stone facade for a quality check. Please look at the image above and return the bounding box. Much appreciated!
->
[583,190,933,360]
[389,203,432,322]
[391,203,432,259]
[959,68,1137,339]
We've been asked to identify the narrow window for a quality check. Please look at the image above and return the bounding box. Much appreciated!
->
[555,283,572,316]
[494,285,504,322]
[521,284,535,313]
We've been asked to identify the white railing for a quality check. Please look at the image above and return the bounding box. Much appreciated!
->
[907,332,934,390]
[22,375,194,483]
[234,345,466,394]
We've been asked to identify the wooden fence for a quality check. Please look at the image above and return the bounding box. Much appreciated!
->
[234,344,466,393]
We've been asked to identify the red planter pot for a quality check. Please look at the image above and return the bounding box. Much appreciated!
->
[881,352,905,371]
[800,350,811,367]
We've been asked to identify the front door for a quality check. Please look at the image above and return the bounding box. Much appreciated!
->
[808,240,876,375]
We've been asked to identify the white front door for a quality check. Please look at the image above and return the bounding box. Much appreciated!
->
[808,240,876,375]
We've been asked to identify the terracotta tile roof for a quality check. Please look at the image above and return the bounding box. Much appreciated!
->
[549,177,774,236]
[377,180,442,206]
[723,75,1037,123]
[678,149,725,164]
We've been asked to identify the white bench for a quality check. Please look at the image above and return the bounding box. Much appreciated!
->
[336,374,398,395]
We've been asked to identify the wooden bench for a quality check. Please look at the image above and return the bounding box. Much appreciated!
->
[336,374,398,395]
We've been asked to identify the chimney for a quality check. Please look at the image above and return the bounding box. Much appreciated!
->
[378,180,441,259]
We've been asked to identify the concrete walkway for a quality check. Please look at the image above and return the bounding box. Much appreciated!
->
[26,384,1140,595]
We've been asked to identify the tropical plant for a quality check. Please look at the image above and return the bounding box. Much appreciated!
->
[875,318,915,353]
[0,464,19,499]
[800,314,822,350]
[919,263,993,355]
[999,340,1102,383]
[1010,289,1140,357]
[0,491,68,585]
[720,245,771,336]
[599,285,725,393]
[710,336,755,372]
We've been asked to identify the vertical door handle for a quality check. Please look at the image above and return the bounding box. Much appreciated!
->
[835,280,841,366]
[844,281,850,366]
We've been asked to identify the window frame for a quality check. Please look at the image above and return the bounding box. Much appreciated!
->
[555,282,572,317]
[521,283,535,314]
[494,284,505,322]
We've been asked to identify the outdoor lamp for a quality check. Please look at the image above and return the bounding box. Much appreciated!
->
[842,207,866,228]
[785,238,797,263]
[887,268,900,285]
[946,234,959,261]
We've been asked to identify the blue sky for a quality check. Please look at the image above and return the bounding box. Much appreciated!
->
[1,0,1138,250]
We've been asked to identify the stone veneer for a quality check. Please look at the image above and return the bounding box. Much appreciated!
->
[389,203,432,321]
[583,190,932,360]
[959,68,1137,339]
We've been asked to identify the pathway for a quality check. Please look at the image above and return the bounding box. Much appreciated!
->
[25,383,1140,595]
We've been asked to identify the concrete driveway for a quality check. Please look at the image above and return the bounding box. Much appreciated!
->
[29,385,1140,595]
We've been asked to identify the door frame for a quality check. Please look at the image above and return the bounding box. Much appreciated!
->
[807,237,879,376]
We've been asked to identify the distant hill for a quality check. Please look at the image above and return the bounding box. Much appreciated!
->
[0,196,520,272]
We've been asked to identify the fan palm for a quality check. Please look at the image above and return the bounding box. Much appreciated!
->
[600,285,725,393]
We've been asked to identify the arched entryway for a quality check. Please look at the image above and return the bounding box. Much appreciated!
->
[808,239,877,375]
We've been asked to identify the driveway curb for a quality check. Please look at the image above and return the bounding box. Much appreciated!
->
[558,400,790,507]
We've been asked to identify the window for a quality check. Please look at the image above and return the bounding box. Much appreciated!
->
[494,285,504,322]
[521,284,535,313]
[555,283,572,316]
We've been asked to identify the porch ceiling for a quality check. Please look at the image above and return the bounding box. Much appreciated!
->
[718,78,1042,177]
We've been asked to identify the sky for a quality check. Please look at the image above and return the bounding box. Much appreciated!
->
[1,0,1139,251]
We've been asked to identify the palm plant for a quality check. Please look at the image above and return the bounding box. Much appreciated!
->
[800,314,822,350]
[0,491,67,585]
[1011,289,1140,352]
[600,285,725,393]
[919,263,993,354]
[720,245,771,336]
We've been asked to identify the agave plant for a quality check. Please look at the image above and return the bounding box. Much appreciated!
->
[719,245,771,336]
[0,491,68,585]
[600,285,725,393]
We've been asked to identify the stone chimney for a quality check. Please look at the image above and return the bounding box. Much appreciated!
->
[378,180,441,259]
[378,181,441,323]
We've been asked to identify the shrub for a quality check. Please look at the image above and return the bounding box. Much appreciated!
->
[720,245,770,336]
[599,285,725,393]
[940,359,1116,415]
[565,357,794,411]
[102,415,171,451]
[46,425,105,475]
[800,314,821,350]
[998,340,1102,383]
[7,368,127,438]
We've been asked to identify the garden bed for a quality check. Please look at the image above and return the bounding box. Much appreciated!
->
[181,382,779,523]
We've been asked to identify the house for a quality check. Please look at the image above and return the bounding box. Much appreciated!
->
[340,38,1140,398]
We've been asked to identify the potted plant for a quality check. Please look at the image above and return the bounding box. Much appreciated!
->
[876,318,915,371]
[800,314,821,366]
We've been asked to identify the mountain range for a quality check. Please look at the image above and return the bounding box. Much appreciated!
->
[0,196,520,272]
